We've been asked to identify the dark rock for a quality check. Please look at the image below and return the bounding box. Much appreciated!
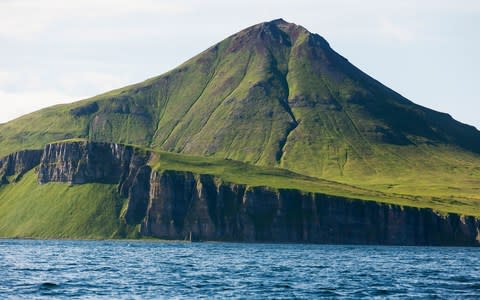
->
[123,165,152,224]
[70,102,99,117]
[37,142,146,185]
[368,126,412,145]
[134,171,480,245]
[0,149,43,184]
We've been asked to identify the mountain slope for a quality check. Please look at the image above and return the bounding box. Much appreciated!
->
[0,19,479,201]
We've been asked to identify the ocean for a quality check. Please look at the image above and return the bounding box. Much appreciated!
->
[0,239,479,299]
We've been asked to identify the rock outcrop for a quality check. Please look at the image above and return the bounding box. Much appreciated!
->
[1,141,479,246]
[38,142,149,185]
[0,149,43,184]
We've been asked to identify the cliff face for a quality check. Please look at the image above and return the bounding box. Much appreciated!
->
[38,142,149,185]
[1,141,479,246]
[0,149,43,185]
[138,170,480,246]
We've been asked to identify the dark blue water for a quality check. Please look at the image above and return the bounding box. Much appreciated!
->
[0,240,479,299]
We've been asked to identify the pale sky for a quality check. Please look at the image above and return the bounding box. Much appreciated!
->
[0,0,479,128]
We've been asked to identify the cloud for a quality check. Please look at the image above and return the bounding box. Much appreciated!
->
[0,71,17,87]
[0,89,82,123]
[379,19,415,43]
[58,71,131,95]
[0,0,191,39]
[0,70,130,123]
[0,70,43,92]
[0,67,130,92]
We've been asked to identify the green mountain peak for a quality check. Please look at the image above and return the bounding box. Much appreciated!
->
[0,19,479,202]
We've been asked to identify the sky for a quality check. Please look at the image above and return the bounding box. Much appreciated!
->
[0,0,479,128]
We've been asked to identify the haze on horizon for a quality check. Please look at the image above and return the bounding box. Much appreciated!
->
[0,0,479,128]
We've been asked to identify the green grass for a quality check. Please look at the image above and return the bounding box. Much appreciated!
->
[150,150,377,196]
[0,170,131,239]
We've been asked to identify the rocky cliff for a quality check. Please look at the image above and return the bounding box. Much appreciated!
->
[38,142,149,185]
[0,149,43,185]
[139,171,480,245]
[1,141,479,246]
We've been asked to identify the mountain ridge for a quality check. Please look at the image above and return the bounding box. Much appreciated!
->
[0,19,479,200]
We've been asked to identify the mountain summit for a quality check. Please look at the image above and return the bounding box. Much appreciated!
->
[1,19,479,195]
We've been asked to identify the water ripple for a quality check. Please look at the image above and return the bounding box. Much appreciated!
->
[0,240,479,299]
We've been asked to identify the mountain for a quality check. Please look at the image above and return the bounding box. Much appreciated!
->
[0,19,479,244]
[1,19,480,198]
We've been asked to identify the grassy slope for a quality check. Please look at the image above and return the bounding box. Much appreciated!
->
[0,170,129,239]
